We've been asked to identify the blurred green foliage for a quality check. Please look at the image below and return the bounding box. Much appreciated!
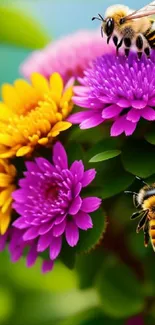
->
[0,5,50,49]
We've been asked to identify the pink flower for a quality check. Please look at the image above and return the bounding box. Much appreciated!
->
[20,30,114,82]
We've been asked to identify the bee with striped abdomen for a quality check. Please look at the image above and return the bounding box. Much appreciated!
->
[92,1,155,58]
[125,177,155,251]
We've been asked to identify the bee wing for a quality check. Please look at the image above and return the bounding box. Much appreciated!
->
[124,1,155,21]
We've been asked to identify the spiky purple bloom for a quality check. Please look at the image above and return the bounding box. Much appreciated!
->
[9,142,101,272]
[68,53,155,136]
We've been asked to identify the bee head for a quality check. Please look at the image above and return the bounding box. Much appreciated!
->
[104,17,114,37]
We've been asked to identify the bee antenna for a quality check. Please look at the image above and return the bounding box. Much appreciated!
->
[92,13,105,22]
[136,176,149,186]
[124,191,138,195]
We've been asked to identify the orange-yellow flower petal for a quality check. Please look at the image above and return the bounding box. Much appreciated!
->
[0,72,74,158]
[0,160,16,234]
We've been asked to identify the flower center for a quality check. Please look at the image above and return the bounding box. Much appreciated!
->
[46,184,59,200]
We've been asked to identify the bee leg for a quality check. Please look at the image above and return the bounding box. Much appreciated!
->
[107,36,111,44]
[125,48,130,57]
[116,38,123,54]
[101,26,103,38]
[136,210,148,233]
[144,47,150,58]
[143,219,149,247]
[130,210,144,220]
[113,35,118,47]
[124,37,131,57]
[136,35,143,59]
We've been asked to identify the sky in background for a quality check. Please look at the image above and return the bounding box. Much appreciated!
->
[0,0,150,84]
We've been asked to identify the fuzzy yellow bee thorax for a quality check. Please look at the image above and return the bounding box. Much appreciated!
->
[142,196,155,212]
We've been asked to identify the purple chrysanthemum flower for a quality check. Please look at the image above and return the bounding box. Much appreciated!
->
[68,53,155,136]
[9,142,101,272]
[0,228,54,273]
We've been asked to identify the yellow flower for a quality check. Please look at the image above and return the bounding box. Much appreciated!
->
[0,73,73,158]
[0,159,16,234]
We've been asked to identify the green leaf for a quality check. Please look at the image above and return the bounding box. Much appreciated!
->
[121,139,155,178]
[68,126,105,144]
[0,6,49,49]
[59,240,76,270]
[86,138,122,162]
[89,150,121,163]
[96,257,145,318]
[58,308,125,325]
[145,129,155,145]
[67,142,85,165]
[76,209,106,253]
[99,159,134,199]
[75,249,104,289]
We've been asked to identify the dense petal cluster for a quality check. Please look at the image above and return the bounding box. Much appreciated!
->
[5,142,101,272]
[0,159,16,234]
[20,30,114,83]
[0,73,73,158]
[69,53,155,136]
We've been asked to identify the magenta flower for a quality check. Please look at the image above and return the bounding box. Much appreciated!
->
[9,142,101,272]
[20,30,114,82]
[126,316,144,325]
[0,228,54,273]
[69,53,155,136]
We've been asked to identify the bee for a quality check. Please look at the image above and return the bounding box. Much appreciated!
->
[92,1,155,58]
[125,176,155,251]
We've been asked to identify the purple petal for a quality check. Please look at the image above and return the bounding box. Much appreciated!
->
[131,100,147,109]
[35,157,55,174]
[74,211,93,230]
[70,160,84,181]
[72,96,91,108]
[12,189,28,203]
[26,243,38,267]
[13,217,29,229]
[65,221,79,247]
[54,214,66,225]
[50,236,62,260]
[11,248,23,262]
[25,161,40,173]
[53,142,68,169]
[124,121,137,136]
[23,227,39,241]
[81,197,101,213]
[0,232,8,251]
[74,86,90,96]
[52,220,66,237]
[74,182,82,197]
[148,98,155,106]
[110,116,126,136]
[80,114,103,129]
[82,169,96,187]
[126,109,141,122]
[102,104,123,119]
[42,260,54,273]
[117,99,130,107]
[12,203,25,215]
[141,106,155,121]
[39,222,55,235]
[69,196,82,215]
[68,111,94,124]
[37,231,53,252]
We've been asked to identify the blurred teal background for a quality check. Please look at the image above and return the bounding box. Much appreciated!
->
[0,0,149,84]
[0,1,151,324]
